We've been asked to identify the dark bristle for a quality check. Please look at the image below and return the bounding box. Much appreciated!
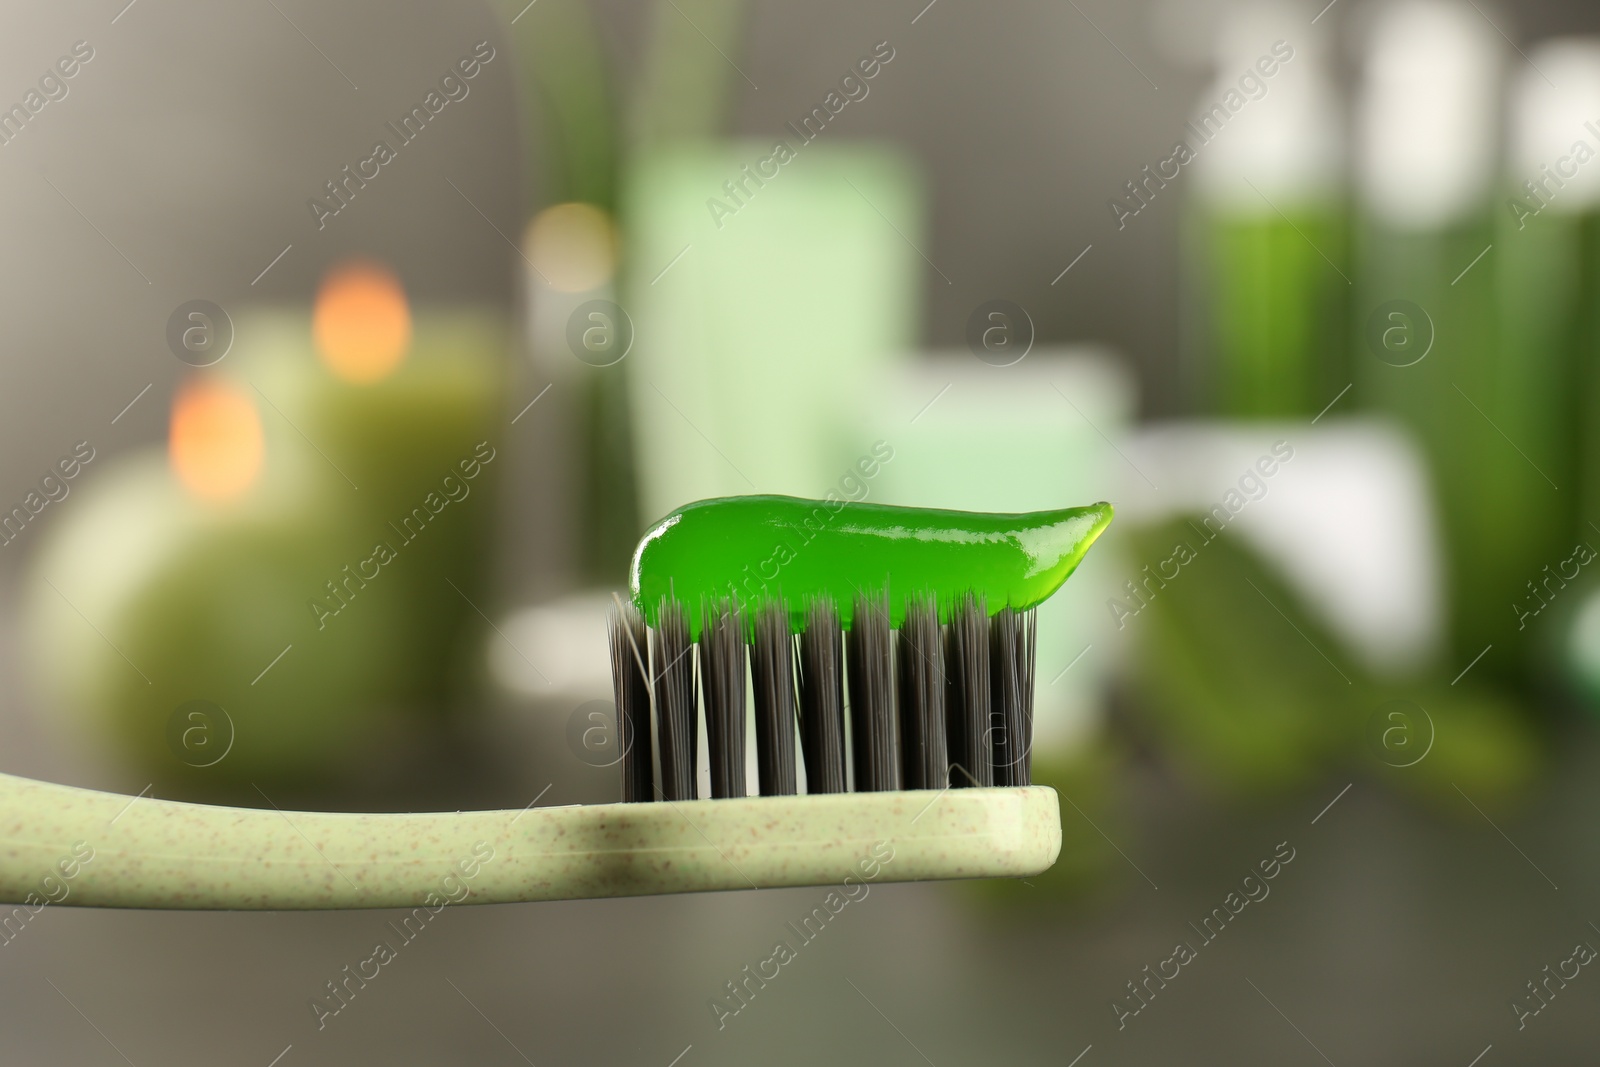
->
[607,602,654,803]
[699,600,747,799]
[617,585,1040,803]
[945,592,993,788]
[847,591,899,791]
[651,597,698,800]
[750,602,799,795]
[989,606,1036,786]
[797,598,847,794]
[896,595,948,790]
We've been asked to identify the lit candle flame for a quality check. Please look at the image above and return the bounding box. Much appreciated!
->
[313,260,412,384]
[169,377,265,502]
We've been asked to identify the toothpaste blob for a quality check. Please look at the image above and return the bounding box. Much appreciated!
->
[629,495,1114,633]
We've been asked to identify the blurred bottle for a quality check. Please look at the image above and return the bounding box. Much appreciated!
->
[1503,42,1600,660]
[1508,41,1600,704]
[1355,0,1542,683]
[1187,2,1346,417]
[521,202,638,592]
[497,0,640,591]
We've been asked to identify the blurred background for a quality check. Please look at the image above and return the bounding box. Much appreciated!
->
[5,0,1600,1061]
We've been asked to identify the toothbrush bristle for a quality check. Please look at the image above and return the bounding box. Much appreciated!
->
[651,598,698,801]
[848,590,900,792]
[700,600,747,799]
[797,598,847,793]
[896,595,947,790]
[751,602,799,796]
[990,606,1036,787]
[607,602,654,803]
[945,592,993,788]
[612,591,1037,800]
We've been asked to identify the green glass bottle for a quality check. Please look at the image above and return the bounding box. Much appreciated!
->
[1187,21,1346,417]
[1499,42,1600,653]
[1353,1,1554,683]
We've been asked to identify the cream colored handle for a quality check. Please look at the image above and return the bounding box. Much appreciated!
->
[0,772,1061,910]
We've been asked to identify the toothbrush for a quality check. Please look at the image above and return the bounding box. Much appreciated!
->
[0,495,1111,910]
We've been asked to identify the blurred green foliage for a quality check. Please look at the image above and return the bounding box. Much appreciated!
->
[1123,518,1539,811]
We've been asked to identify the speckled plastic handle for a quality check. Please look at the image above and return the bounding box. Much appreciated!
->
[0,772,1061,909]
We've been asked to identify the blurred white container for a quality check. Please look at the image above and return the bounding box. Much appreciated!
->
[1511,38,1600,215]
[870,349,1136,755]
[1357,0,1502,230]
[1116,419,1445,676]
[1190,1,1343,210]
[622,143,922,526]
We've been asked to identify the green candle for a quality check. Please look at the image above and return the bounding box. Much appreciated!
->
[27,297,511,788]
[235,306,508,512]
[233,305,509,703]
[29,456,408,785]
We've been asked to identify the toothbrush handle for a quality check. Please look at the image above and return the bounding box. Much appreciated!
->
[0,772,1061,909]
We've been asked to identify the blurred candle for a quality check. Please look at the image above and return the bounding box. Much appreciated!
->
[29,446,411,791]
[224,276,510,727]
[249,264,507,509]
[28,263,510,790]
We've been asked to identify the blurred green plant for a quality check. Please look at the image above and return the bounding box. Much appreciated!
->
[498,0,619,215]
[1122,518,1539,810]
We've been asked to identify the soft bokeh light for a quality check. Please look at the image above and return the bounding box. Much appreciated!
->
[313,261,412,383]
[169,376,264,502]
[525,202,618,292]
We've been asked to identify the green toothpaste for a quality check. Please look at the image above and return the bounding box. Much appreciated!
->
[629,495,1114,633]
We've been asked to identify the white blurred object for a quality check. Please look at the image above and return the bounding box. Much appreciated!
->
[1567,587,1600,696]
[523,202,624,370]
[1191,2,1344,207]
[492,591,614,700]
[1511,38,1600,213]
[872,349,1136,755]
[491,592,752,797]
[1357,0,1503,229]
[1118,420,1444,675]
